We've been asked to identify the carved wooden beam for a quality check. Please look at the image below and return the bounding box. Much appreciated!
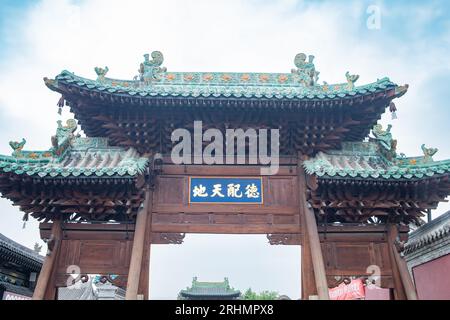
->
[267,233,302,245]
[151,233,185,244]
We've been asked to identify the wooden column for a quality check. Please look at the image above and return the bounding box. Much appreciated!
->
[388,224,418,300]
[298,157,329,300]
[33,219,62,300]
[138,240,151,300]
[387,224,407,300]
[43,246,62,300]
[303,204,330,299]
[138,194,154,300]
[298,173,316,299]
[301,227,317,299]
[125,188,153,300]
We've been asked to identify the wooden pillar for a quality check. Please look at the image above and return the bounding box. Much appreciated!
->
[298,157,329,300]
[298,172,316,299]
[301,227,317,299]
[43,246,62,300]
[125,188,153,300]
[33,219,62,300]
[387,224,407,300]
[138,195,154,300]
[138,240,151,300]
[303,204,330,300]
[388,224,418,300]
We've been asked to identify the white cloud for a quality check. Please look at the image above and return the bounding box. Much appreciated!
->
[0,0,449,298]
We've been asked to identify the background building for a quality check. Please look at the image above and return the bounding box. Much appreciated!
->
[178,277,241,300]
[404,211,450,300]
[0,233,43,300]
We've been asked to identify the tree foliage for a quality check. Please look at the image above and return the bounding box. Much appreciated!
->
[242,288,279,300]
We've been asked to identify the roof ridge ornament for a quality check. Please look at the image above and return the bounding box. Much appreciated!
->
[395,84,409,97]
[9,138,26,157]
[421,144,438,163]
[369,123,397,161]
[50,119,78,157]
[7,120,79,160]
[95,66,109,82]
[345,71,359,90]
[138,51,167,83]
[291,53,320,87]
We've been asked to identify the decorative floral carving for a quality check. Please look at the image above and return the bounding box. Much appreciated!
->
[221,74,232,82]
[159,233,185,244]
[259,74,269,82]
[203,74,213,82]
[278,75,288,83]
[166,73,176,81]
[240,74,250,82]
[267,233,301,245]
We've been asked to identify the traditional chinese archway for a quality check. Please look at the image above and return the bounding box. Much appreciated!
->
[1,52,449,300]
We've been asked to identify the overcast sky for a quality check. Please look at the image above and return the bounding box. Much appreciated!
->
[0,0,449,299]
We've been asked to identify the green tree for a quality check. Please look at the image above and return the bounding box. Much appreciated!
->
[242,288,279,300]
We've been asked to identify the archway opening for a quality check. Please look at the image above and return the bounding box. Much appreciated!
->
[150,234,301,299]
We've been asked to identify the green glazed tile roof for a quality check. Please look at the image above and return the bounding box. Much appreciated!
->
[180,277,241,298]
[304,142,450,180]
[0,136,148,179]
[46,52,404,101]
[50,71,398,100]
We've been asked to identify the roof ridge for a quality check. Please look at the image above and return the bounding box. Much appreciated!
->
[404,216,450,254]
[0,233,44,264]
[0,123,149,179]
[52,70,396,99]
[48,50,401,102]
[304,126,450,181]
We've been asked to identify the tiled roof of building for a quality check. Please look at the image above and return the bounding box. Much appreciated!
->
[404,211,450,255]
[303,141,450,181]
[45,51,406,102]
[179,277,241,298]
[49,71,399,101]
[0,120,148,179]
[0,233,44,272]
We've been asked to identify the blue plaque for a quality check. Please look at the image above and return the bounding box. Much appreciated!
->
[189,177,263,204]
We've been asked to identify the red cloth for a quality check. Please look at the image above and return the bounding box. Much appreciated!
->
[329,279,365,300]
